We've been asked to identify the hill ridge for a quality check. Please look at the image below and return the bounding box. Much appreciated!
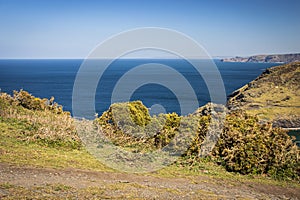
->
[222,53,300,63]
[227,62,300,128]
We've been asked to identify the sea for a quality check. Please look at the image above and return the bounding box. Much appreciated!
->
[0,59,277,116]
[1,59,299,144]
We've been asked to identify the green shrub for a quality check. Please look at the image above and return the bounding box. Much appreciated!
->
[12,90,64,114]
[185,115,210,157]
[128,101,151,126]
[96,101,152,149]
[97,101,299,180]
[153,113,181,149]
[96,101,182,151]
[212,111,299,180]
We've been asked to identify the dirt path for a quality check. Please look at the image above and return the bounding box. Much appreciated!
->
[0,163,299,199]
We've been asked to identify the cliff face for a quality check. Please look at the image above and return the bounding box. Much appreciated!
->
[222,53,300,63]
[227,62,300,128]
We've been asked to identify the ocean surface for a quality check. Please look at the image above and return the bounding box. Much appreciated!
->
[0,59,278,117]
[1,59,299,145]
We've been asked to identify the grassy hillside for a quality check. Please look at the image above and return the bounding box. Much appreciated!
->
[227,62,300,128]
[0,90,109,171]
[0,90,299,181]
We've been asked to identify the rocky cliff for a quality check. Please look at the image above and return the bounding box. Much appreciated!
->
[227,62,300,128]
[222,53,300,63]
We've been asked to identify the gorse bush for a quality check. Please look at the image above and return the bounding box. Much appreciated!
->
[96,101,147,139]
[128,101,151,126]
[185,115,210,157]
[96,101,299,180]
[153,112,181,149]
[12,90,65,114]
[212,111,299,180]
[185,110,299,180]
[0,90,81,149]
[95,101,182,150]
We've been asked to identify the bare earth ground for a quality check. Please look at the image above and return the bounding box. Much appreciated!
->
[0,163,299,199]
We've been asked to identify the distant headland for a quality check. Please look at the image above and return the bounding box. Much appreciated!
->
[221,53,300,63]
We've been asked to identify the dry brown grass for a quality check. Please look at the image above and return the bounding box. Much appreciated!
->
[0,90,81,149]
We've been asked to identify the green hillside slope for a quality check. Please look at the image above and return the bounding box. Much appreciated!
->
[227,62,300,128]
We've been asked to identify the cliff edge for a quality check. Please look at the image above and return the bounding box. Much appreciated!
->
[227,62,300,128]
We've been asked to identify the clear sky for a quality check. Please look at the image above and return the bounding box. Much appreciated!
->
[0,0,300,58]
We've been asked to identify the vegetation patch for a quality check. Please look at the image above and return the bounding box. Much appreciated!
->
[96,101,300,181]
[0,90,109,171]
[227,62,300,127]
[0,90,299,181]
[0,90,81,149]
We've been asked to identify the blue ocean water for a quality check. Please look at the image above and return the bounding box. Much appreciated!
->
[0,59,278,117]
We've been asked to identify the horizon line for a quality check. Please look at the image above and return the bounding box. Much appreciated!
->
[0,57,228,60]
[1,52,299,60]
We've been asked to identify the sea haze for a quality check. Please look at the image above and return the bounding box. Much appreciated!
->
[0,59,278,117]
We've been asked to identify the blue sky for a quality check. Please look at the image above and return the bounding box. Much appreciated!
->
[0,0,299,58]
